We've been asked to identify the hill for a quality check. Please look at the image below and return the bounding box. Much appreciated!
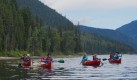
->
[0,0,83,56]
[80,25,137,53]
[17,0,74,30]
[16,0,135,54]
[116,20,137,41]
[81,32,134,54]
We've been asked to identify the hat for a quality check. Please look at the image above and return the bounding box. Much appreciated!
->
[27,54,30,56]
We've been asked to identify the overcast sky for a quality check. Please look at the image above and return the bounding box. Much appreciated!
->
[39,0,137,30]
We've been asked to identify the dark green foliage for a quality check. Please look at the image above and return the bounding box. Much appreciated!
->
[80,25,137,53]
[0,0,134,56]
[0,0,44,56]
[81,32,135,54]
[17,0,74,30]
[0,0,82,56]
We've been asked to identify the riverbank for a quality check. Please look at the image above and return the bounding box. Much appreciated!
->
[0,55,82,60]
[0,56,41,60]
[0,57,19,60]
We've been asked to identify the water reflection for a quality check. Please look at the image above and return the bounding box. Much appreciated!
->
[0,55,137,80]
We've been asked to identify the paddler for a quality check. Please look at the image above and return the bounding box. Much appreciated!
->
[81,52,88,63]
[44,53,53,63]
[93,54,98,60]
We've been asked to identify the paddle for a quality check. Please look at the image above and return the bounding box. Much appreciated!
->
[41,59,65,63]
[80,59,86,64]
[54,59,65,63]
[18,62,22,67]
[102,58,108,61]
[102,58,113,61]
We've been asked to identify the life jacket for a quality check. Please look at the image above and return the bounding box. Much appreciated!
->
[83,55,88,61]
[93,55,98,60]
[46,56,51,62]
[23,56,27,62]
[41,56,46,62]
[110,54,114,59]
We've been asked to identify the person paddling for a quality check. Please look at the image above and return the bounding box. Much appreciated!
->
[113,52,122,60]
[21,54,31,61]
[44,53,53,63]
[20,53,31,67]
[41,55,46,62]
[21,54,27,62]
[26,54,31,61]
[93,54,98,60]
[81,52,88,63]
[109,53,114,60]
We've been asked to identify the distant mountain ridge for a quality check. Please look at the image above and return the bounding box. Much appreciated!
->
[116,20,137,40]
[17,0,74,29]
[80,25,137,53]
[16,0,136,54]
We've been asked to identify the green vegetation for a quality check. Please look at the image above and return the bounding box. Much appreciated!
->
[0,0,82,56]
[81,32,135,54]
[17,0,74,30]
[0,0,135,57]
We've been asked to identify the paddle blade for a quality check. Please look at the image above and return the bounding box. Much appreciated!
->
[58,60,64,63]
[102,58,107,61]
[18,63,22,68]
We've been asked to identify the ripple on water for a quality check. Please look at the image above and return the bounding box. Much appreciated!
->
[1,55,137,80]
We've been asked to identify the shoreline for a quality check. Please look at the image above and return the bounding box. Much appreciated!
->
[0,55,81,60]
[0,54,134,60]
[0,56,41,60]
[0,57,19,60]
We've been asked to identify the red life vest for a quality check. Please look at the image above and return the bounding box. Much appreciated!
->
[41,56,46,62]
[46,56,52,62]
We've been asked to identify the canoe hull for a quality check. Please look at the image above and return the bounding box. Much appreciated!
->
[109,59,121,64]
[23,61,31,66]
[82,60,101,66]
[41,62,52,69]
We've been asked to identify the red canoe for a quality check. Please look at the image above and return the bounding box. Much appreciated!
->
[41,62,52,69]
[109,59,121,64]
[23,61,31,66]
[82,60,101,66]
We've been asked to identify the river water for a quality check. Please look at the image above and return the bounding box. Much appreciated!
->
[0,55,137,80]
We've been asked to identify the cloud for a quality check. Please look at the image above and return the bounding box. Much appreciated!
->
[39,0,137,29]
[39,0,137,11]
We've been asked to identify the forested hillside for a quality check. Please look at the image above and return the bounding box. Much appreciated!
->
[116,20,137,42]
[80,25,137,53]
[0,0,44,56]
[0,0,82,56]
[116,20,137,52]
[81,32,134,54]
[16,0,135,54]
[0,0,135,57]
[17,0,74,30]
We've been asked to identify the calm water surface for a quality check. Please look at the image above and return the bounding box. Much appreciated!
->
[0,55,137,80]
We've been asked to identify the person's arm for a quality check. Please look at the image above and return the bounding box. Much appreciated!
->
[118,54,122,59]
[85,56,88,60]
[80,56,84,63]
[51,57,53,62]
[27,57,31,61]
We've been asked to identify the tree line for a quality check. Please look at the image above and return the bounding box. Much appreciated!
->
[0,0,135,56]
[81,32,135,54]
[0,0,82,56]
